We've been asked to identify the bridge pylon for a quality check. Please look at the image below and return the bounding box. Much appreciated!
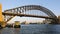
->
[0,3,6,28]
[0,4,4,21]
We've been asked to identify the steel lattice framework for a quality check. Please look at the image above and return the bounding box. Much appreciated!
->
[3,5,57,23]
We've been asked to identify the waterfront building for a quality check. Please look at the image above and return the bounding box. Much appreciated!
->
[43,19,52,24]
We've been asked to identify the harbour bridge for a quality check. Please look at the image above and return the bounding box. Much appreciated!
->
[0,4,58,25]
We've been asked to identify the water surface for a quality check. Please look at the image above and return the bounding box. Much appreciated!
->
[0,24,60,34]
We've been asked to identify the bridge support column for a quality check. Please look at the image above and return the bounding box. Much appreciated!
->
[58,16,60,24]
[0,4,6,28]
[0,4,4,21]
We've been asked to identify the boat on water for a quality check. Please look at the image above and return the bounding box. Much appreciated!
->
[14,21,21,28]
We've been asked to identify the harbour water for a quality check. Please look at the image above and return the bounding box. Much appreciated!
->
[0,24,60,34]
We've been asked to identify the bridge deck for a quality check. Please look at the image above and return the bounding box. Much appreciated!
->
[2,12,55,19]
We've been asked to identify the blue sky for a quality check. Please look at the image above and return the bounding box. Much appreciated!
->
[0,0,60,23]
[0,0,60,16]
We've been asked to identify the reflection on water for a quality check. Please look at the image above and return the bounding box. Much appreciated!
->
[0,24,60,34]
[14,28,20,34]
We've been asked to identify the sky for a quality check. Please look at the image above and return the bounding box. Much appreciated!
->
[0,0,60,23]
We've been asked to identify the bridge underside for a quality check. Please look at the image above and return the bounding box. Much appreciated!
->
[2,12,58,24]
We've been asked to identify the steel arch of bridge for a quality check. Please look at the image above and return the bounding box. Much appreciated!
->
[4,5,57,18]
[3,5,57,23]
